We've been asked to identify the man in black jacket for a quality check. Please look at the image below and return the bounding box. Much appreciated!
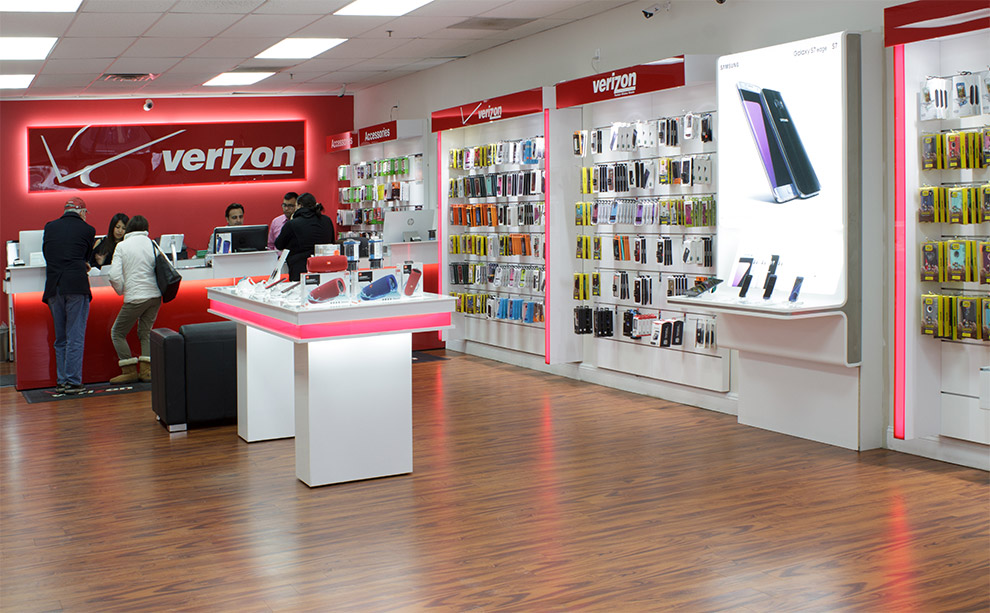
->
[274,192,335,281]
[42,197,96,394]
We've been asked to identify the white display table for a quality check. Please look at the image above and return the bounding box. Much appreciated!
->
[207,286,454,487]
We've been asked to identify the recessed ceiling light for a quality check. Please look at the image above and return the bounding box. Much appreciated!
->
[203,72,274,86]
[255,38,347,60]
[0,37,58,61]
[334,0,434,17]
[0,74,34,89]
[0,0,81,11]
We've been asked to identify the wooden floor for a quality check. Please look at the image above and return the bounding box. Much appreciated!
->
[1,352,987,612]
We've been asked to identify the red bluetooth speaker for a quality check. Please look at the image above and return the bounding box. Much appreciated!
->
[307,254,347,273]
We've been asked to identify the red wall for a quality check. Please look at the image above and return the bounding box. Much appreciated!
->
[0,95,353,322]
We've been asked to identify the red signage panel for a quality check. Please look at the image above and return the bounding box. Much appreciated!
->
[555,58,686,109]
[884,0,990,47]
[27,121,305,192]
[358,121,398,146]
[431,88,544,132]
[327,130,356,153]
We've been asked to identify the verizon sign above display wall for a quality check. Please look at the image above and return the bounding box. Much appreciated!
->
[555,57,686,109]
[431,88,543,132]
[27,120,305,191]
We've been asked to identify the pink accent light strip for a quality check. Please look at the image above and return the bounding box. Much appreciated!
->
[210,300,451,341]
[544,108,551,365]
[893,44,906,440]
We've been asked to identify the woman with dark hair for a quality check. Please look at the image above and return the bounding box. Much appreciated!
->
[107,215,161,383]
[91,212,129,268]
[274,192,335,281]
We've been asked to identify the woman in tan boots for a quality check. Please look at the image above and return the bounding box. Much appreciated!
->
[107,216,161,383]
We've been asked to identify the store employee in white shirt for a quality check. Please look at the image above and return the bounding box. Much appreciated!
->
[268,192,298,250]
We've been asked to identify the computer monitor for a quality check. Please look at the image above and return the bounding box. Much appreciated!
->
[18,230,44,266]
[157,234,184,262]
[382,210,435,244]
[211,224,268,253]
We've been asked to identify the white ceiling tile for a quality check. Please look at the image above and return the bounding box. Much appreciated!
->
[121,37,211,58]
[65,11,162,37]
[144,13,244,38]
[407,0,514,18]
[380,38,473,59]
[357,15,467,39]
[0,60,45,73]
[282,57,358,72]
[165,57,240,74]
[39,57,116,75]
[325,70,388,82]
[322,37,409,59]
[292,15,390,38]
[170,0,266,13]
[106,57,180,73]
[83,78,152,92]
[401,57,456,70]
[0,13,75,37]
[481,1,585,19]
[481,18,571,40]
[346,57,415,71]
[190,37,280,58]
[547,0,633,21]
[220,14,325,37]
[80,0,176,13]
[30,73,98,88]
[252,0,349,14]
[49,38,138,60]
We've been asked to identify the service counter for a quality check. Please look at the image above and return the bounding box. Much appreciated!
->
[4,252,277,390]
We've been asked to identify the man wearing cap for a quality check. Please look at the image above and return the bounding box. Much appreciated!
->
[42,197,96,395]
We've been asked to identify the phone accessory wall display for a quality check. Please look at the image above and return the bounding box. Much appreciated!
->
[919,77,950,121]
[919,293,990,341]
[919,239,986,283]
[449,137,544,170]
[916,183,988,224]
[919,129,988,171]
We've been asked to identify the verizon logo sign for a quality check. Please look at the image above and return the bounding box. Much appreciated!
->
[593,71,638,97]
[161,140,296,176]
[476,105,502,121]
[28,121,305,191]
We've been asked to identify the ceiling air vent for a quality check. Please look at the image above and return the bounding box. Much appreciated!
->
[448,17,535,31]
[102,73,159,82]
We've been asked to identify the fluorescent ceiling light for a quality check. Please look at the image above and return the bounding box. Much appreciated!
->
[0,0,81,11]
[0,74,34,89]
[0,37,58,61]
[203,72,274,86]
[334,0,434,17]
[256,38,347,59]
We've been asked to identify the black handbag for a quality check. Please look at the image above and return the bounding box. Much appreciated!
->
[152,241,182,303]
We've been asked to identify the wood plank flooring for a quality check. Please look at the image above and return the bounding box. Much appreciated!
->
[1,352,987,612]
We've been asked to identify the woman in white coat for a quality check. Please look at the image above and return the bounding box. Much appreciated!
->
[107,215,162,383]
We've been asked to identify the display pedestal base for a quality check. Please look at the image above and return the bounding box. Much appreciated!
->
[237,325,295,442]
[294,333,412,487]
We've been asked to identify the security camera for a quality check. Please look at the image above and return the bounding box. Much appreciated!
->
[143,99,153,111]
[642,3,662,18]
[715,0,726,4]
